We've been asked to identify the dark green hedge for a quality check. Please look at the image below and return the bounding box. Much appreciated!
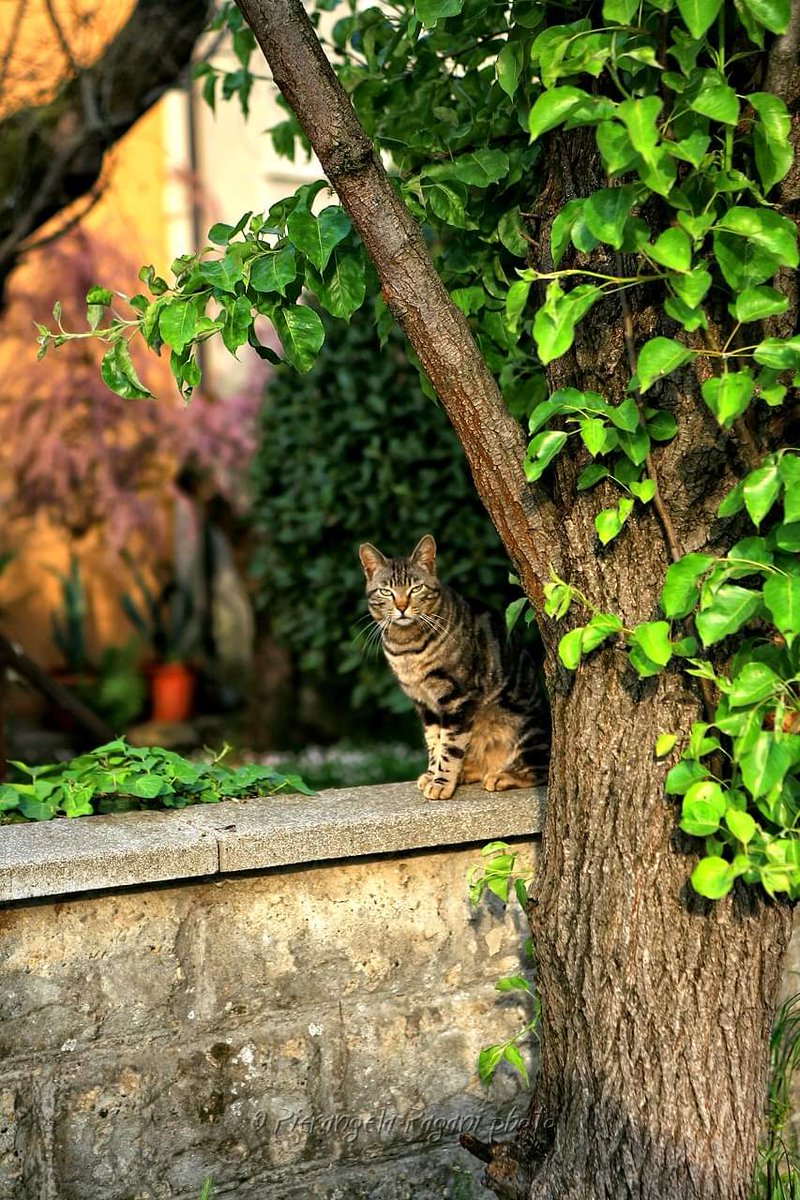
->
[249,304,512,733]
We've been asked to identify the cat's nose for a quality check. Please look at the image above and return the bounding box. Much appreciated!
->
[396,598,408,612]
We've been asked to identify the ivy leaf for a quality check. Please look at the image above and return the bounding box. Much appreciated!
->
[753,336,800,370]
[529,88,589,140]
[701,372,755,428]
[695,586,762,646]
[749,93,793,191]
[728,662,783,707]
[308,248,367,321]
[496,41,524,98]
[691,856,735,899]
[712,232,780,290]
[762,575,800,643]
[532,283,602,364]
[524,430,568,481]
[661,553,713,619]
[655,732,678,757]
[676,0,723,37]
[159,296,206,353]
[99,340,153,400]
[690,77,739,125]
[742,463,781,526]
[559,627,586,669]
[739,0,790,33]
[630,621,673,666]
[733,286,788,323]
[583,186,638,249]
[714,207,799,268]
[780,457,800,522]
[425,149,510,188]
[636,337,695,392]
[740,733,798,798]
[649,227,692,272]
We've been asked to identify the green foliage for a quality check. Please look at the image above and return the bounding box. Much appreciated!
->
[50,553,89,673]
[0,739,312,824]
[753,993,800,1200]
[468,842,539,1087]
[120,557,196,664]
[249,303,511,721]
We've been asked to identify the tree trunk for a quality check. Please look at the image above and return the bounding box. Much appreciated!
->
[235,5,795,1197]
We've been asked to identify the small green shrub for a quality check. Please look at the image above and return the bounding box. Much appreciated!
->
[249,302,512,731]
[754,993,800,1199]
[0,739,311,823]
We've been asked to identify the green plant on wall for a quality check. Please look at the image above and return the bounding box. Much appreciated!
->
[0,739,311,823]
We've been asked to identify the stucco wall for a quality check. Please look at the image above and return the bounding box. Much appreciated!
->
[0,784,542,1199]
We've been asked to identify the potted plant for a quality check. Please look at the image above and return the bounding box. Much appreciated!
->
[48,555,146,730]
[121,564,197,723]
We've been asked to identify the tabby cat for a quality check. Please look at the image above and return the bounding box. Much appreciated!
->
[358,534,549,800]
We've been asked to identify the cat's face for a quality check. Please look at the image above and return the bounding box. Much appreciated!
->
[359,534,441,628]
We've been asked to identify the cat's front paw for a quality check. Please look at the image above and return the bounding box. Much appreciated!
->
[417,771,433,791]
[423,777,457,801]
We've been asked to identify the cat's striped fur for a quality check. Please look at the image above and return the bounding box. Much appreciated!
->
[358,534,549,800]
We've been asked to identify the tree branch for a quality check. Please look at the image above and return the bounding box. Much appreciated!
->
[235,0,557,605]
[0,0,213,300]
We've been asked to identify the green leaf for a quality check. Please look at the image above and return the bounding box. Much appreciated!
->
[780,456,800,522]
[763,575,800,642]
[695,586,762,646]
[581,612,623,653]
[583,186,637,249]
[159,296,205,354]
[423,180,473,228]
[630,479,656,503]
[577,463,610,490]
[502,1042,529,1084]
[287,206,351,272]
[740,733,797,798]
[616,97,663,165]
[99,340,153,400]
[416,0,464,24]
[496,41,524,98]
[676,0,723,37]
[733,286,788,323]
[715,207,799,269]
[532,283,602,364]
[725,808,756,843]
[595,506,625,545]
[773,523,800,551]
[596,121,638,175]
[558,627,586,669]
[655,732,678,757]
[681,799,723,837]
[272,305,325,373]
[579,418,615,456]
[309,248,367,321]
[742,463,781,526]
[665,759,710,795]
[426,148,510,187]
[701,372,755,428]
[630,621,673,666]
[649,227,692,272]
[750,93,793,191]
[647,411,678,441]
[524,430,568,481]
[690,856,734,899]
[753,336,800,370]
[712,231,781,291]
[637,337,694,392]
[739,0,790,33]
[603,0,639,19]
[550,199,584,266]
[477,1043,505,1086]
[250,246,297,296]
[529,87,590,141]
[728,662,783,707]
[690,78,739,125]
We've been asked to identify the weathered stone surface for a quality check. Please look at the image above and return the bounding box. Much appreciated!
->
[0,781,545,902]
[0,833,536,1199]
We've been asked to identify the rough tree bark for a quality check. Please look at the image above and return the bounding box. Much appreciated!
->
[0,0,212,301]
[235,3,797,1198]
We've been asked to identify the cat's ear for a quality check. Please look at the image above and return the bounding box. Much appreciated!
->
[359,543,387,580]
[411,534,437,575]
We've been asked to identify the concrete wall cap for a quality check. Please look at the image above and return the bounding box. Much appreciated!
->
[0,781,545,903]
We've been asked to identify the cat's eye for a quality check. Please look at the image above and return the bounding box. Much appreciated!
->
[409,584,424,594]
[377,588,393,597]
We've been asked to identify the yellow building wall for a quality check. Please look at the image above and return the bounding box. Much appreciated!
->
[0,2,178,692]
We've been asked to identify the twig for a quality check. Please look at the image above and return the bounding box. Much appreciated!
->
[0,633,114,744]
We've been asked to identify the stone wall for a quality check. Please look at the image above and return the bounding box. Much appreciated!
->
[0,784,544,1200]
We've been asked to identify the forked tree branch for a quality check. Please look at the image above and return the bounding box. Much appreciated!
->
[235,0,556,602]
[0,0,212,299]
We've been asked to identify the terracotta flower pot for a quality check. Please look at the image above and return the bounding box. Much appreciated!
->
[149,662,195,723]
